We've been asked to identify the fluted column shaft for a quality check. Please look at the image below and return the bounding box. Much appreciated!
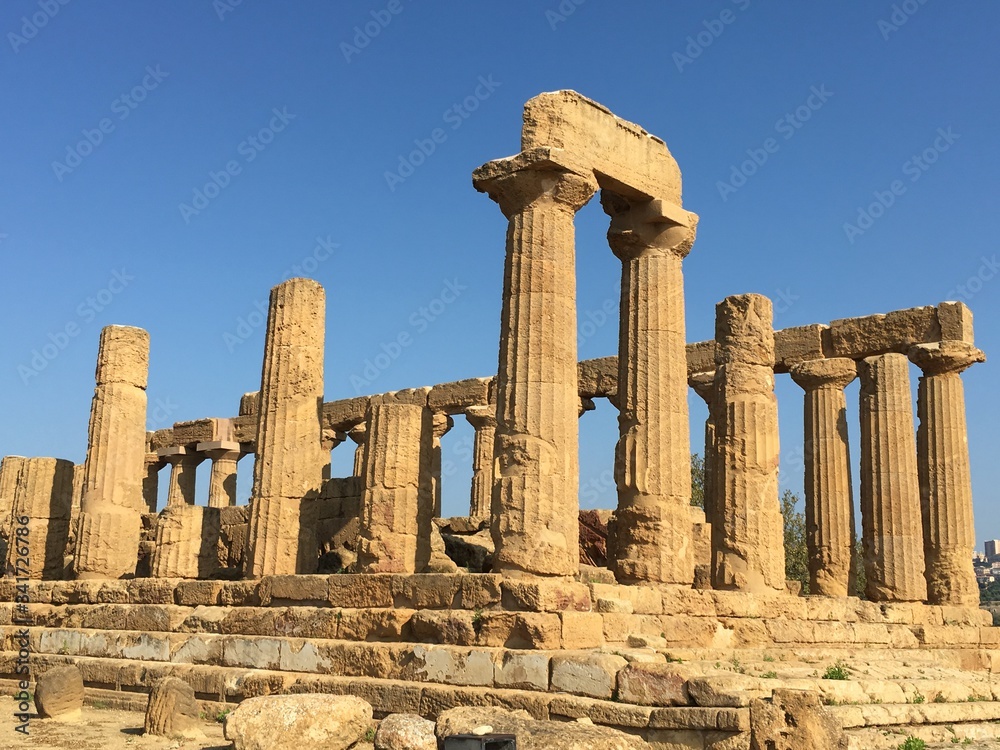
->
[465,406,496,519]
[910,341,984,606]
[161,449,202,506]
[356,396,433,573]
[4,457,74,579]
[859,353,927,602]
[348,424,368,478]
[712,295,785,593]
[202,444,242,508]
[142,454,163,513]
[76,325,149,579]
[789,358,857,597]
[602,192,698,585]
[247,278,326,577]
[475,164,597,578]
[689,372,718,534]
[430,413,454,518]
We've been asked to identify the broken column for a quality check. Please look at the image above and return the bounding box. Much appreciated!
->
[858,353,927,602]
[712,294,785,593]
[75,325,150,579]
[464,406,496,519]
[789,358,857,597]
[356,391,434,573]
[473,155,597,577]
[199,442,243,508]
[246,278,327,577]
[151,503,221,579]
[4,457,74,579]
[602,192,698,585]
[430,412,454,517]
[909,341,984,606]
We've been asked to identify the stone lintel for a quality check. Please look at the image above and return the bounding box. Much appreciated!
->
[321,396,371,433]
[427,377,492,414]
[172,418,234,446]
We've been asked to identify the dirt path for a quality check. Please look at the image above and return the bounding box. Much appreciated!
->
[3,705,229,750]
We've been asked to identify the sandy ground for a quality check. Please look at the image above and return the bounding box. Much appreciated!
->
[2,704,229,750]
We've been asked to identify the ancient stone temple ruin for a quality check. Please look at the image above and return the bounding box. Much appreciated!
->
[2,91,998,748]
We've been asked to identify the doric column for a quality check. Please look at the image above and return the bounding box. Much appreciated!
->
[430,413,454,517]
[151,504,220,579]
[0,456,26,529]
[76,325,149,579]
[464,406,496,519]
[4,457,74,579]
[712,294,785,593]
[789,358,857,597]
[688,372,718,531]
[199,441,243,508]
[142,454,164,513]
[473,158,597,578]
[858,353,927,602]
[356,393,434,573]
[602,192,698,585]
[158,447,202,506]
[909,341,985,606]
[246,278,327,577]
[348,423,368,478]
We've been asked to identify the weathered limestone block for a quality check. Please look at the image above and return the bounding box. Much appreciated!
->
[712,295,785,593]
[224,694,372,750]
[909,341,984,606]
[789,358,857,597]
[464,406,496,519]
[858,353,927,602]
[749,689,847,750]
[602,191,698,586]
[375,713,436,750]
[151,504,221,579]
[144,676,203,739]
[436,706,646,749]
[247,278,327,577]
[76,325,149,579]
[356,395,434,573]
[428,377,492,414]
[34,664,84,721]
[473,154,597,578]
[773,324,828,372]
[4,457,74,579]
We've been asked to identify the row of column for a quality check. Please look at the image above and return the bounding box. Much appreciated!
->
[144,442,245,511]
[691,326,983,605]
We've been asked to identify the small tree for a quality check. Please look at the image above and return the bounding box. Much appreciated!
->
[780,489,808,594]
[690,453,705,509]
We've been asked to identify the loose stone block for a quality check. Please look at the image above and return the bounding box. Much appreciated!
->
[76,325,150,579]
[247,278,327,577]
[712,295,785,593]
[144,676,203,739]
[34,664,84,721]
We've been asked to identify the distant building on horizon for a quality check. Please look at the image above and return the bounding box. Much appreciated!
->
[986,540,1000,562]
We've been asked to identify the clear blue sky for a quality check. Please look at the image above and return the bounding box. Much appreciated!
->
[2,1,998,547]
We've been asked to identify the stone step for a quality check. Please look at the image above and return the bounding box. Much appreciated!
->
[0,652,750,741]
[846,717,1000,749]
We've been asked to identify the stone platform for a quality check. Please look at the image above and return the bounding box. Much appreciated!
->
[3,574,1000,749]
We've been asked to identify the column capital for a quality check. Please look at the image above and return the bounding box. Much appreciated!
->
[601,190,699,261]
[473,155,597,218]
[688,371,716,405]
[464,405,496,430]
[347,423,368,445]
[432,412,455,441]
[579,396,596,417]
[789,357,857,391]
[908,341,985,376]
